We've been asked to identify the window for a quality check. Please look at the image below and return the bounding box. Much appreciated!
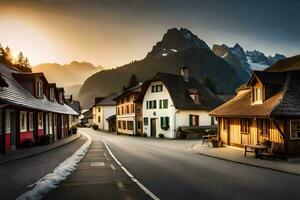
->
[160,117,170,130]
[151,85,163,93]
[144,117,149,126]
[118,121,121,129]
[190,94,200,104]
[189,115,199,126]
[29,112,33,131]
[257,119,270,136]
[131,104,135,113]
[290,120,300,139]
[59,92,63,104]
[35,79,43,98]
[252,87,262,103]
[49,88,55,101]
[98,116,101,123]
[49,113,53,135]
[146,100,156,109]
[122,121,127,130]
[98,107,101,113]
[240,119,249,134]
[127,121,133,130]
[223,118,229,131]
[38,113,43,129]
[159,99,168,109]
[20,111,27,132]
[121,106,124,114]
[5,111,10,133]
[126,105,129,113]
[117,107,120,115]
[137,121,142,129]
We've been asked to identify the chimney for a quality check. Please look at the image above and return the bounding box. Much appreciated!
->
[181,67,189,82]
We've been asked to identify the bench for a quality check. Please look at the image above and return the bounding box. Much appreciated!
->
[202,134,217,146]
[261,143,283,160]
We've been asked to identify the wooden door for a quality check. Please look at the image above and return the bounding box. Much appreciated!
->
[150,118,156,137]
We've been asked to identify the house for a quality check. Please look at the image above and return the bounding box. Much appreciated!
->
[210,70,300,156]
[114,84,142,135]
[135,67,223,138]
[80,108,93,127]
[0,63,78,154]
[92,93,119,131]
[66,95,81,125]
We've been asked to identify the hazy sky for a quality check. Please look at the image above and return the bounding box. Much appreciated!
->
[0,0,299,68]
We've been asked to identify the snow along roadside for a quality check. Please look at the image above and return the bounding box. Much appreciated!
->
[16,131,92,200]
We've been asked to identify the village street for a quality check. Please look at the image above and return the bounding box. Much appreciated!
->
[1,128,300,200]
[56,128,299,200]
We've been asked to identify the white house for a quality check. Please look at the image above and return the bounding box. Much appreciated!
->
[92,93,118,131]
[135,68,223,138]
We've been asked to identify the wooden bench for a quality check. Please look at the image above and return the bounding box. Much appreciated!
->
[244,144,269,158]
[261,143,283,160]
[202,134,217,146]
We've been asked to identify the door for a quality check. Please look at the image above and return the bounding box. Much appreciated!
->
[10,112,16,150]
[150,118,156,137]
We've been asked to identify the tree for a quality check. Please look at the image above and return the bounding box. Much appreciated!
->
[128,74,139,88]
[17,52,25,66]
[4,46,13,64]
[23,57,30,68]
[201,75,216,93]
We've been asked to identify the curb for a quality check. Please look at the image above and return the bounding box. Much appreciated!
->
[190,144,300,176]
[0,133,82,165]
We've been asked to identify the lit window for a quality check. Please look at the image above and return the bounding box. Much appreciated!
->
[29,112,34,131]
[35,79,43,98]
[38,113,43,129]
[290,120,300,139]
[20,111,27,132]
[252,87,262,103]
[189,115,199,126]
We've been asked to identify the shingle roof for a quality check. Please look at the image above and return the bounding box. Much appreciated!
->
[210,70,300,118]
[0,74,8,87]
[249,70,286,87]
[66,99,81,114]
[113,84,141,101]
[95,92,119,106]
[0,72,78,115]
[136,72,224,110]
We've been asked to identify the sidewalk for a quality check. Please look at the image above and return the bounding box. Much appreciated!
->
[45,140,151,200]
[191,143,300,176]
[0,133,82,165]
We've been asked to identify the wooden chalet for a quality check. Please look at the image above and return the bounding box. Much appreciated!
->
[210,70,300,156]
[0,63,78,154]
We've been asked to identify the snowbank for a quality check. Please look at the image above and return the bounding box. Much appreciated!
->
[17,132,92,200]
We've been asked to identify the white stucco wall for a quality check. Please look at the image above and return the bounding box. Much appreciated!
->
[142,81,217,139]
[93,105,116,131]
[176,110,214,127]
[142,81,176,138]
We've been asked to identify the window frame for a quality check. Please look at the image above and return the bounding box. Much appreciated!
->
[160,116,170,130]
[143,117,149,126]
[29,112,34,131]
[20,111,27,132]
[290,120,300,140]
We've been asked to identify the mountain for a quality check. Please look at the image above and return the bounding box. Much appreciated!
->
[64,84,82,100]
[146,28,210,59]
[213,43,286,73]
[79,28,244,108]
[212,44,251,82]
[32,61,103,98]
[265,54,300,72]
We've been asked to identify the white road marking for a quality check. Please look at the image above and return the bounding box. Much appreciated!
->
[110,164,116,170]
[90,162,105,167]
[103,140,160,200]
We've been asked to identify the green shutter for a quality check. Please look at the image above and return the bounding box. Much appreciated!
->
[163,99,168,108]
[154,100,156,109]
[189,115,193,126]
[166,117,169,127]
[159,100,162,109]
[160,117,163,128]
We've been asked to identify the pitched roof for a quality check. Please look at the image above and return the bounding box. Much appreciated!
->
[210,70,300,118]
[0,71,78,115]
[95,92,119,106]
[136,72,224,110]
[0,74,8,88]
[249,70,286,87]
[113,84,141,101]
[66,99,81,114]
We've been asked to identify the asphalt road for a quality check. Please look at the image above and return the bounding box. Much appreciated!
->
[0,136,87,200]
[84,128,300,200]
